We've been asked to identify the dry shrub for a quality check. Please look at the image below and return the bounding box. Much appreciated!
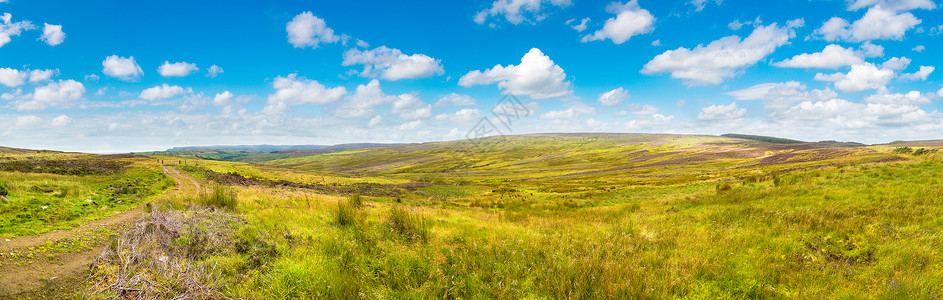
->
[85,207,242,299]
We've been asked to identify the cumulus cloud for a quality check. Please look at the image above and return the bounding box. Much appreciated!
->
[598,87,629,106]
[29,69,55,83]
[399,120,423,130]
[102,55,143,81]
[286,11,341,48]
[900,66,934,81]
[39,23,64,46]
[368,115,383,128]
[814,63,895,92]
[16,79,85,110]
[642,21,800,85]
[773,44,864,69]
[0,13,35,48]
[212,91,234,106]
[206,65,224,78]
[581,1,654,44]
[459,48,572,99]
[859,41,884,57]
[0,67,26,87]
[158,61,199,77]
[434,93,476,107]
[474,0,572,26]
[391,94,432,120]
[697,102,746,120]
[334,79,394,118]
[342,46,444,81]
[139,84,189,100]
[847,0,936,11]
[864,91,931,105]
[540,102,595,120]
[726,81,838,114]
[51,115,71,127]
[435,108,483,123]
[566,18,590,32]
[264,74,347,114]
[938,87,943,98]
[15,115,41,128]
[881,56,911,71]
[814,6,921,42]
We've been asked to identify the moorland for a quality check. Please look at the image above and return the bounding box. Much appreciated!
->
[1,133,942,299]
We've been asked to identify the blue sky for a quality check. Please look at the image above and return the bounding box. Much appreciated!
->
[1,0,941,152]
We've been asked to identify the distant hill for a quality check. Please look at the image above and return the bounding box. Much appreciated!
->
[721,133,806,144]
[168,145,327,152]
[144,143,404,163]
[276,143,403,154]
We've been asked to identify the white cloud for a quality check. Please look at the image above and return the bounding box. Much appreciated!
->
[158,61,198,77]
[17,79,85,110]
[435,108,483,123]
[697,102,746,120]
[900,66,934,81]
[434,93,476,107]
[39,23,64,46]
[726,81,838,114]
[813,17,851,41]
[814,63,895,92]
[139,84,189,100]
[213,91,234,106]
[459,48,571,99]
[581,1,654,44]
[391,94,432,120]
[598,87,629,106]
[15,115,41,128]
[264,74,347,114]
[334,79,393,118]
[814,7,921,42]
[847,0,936,11]
[368,115,383,128]
[102,55,143,81]
[566,18,589,32]
[912,45,925,52]
[864,91,931,105]
[859,41,884,57]
[399,120,423,130]
[540,102,595,120]
[0,67,26,87]
[689,0,721,11]
[0,13,35,48]
[651,39,661,46]
[642,21,800,85]
[206,65,224,78]
[286,12,340,48]
[474,0,572,25]
[937,87,943,98]
[342,46,444,81]
[881,56,910,71]
[728,19,747,30]
[773,44,864,69]
[29,69,55,83]
[51,115,71,127]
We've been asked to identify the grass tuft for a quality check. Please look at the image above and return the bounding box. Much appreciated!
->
[198,185,238,210]
[386,205,430,243]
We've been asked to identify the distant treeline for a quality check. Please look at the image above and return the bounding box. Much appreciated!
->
[721,133,806,144]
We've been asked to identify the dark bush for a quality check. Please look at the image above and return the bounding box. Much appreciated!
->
[0,183,7,196]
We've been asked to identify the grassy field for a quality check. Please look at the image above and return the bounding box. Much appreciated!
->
[0,151,173,237]
[3,133,943,298]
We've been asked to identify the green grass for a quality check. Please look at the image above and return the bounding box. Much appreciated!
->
[6,135,943,298]
[0,166,172,237]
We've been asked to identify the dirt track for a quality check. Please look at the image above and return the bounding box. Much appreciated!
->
[0,166,200,296]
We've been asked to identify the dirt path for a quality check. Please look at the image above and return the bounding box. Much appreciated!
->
[0,165,202,296]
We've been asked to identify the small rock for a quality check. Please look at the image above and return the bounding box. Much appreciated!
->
[85,199,93,203]
[41,206,47,210]
[4,239,9,242]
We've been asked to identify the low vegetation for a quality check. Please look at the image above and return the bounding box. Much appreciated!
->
[3,134,943,298]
